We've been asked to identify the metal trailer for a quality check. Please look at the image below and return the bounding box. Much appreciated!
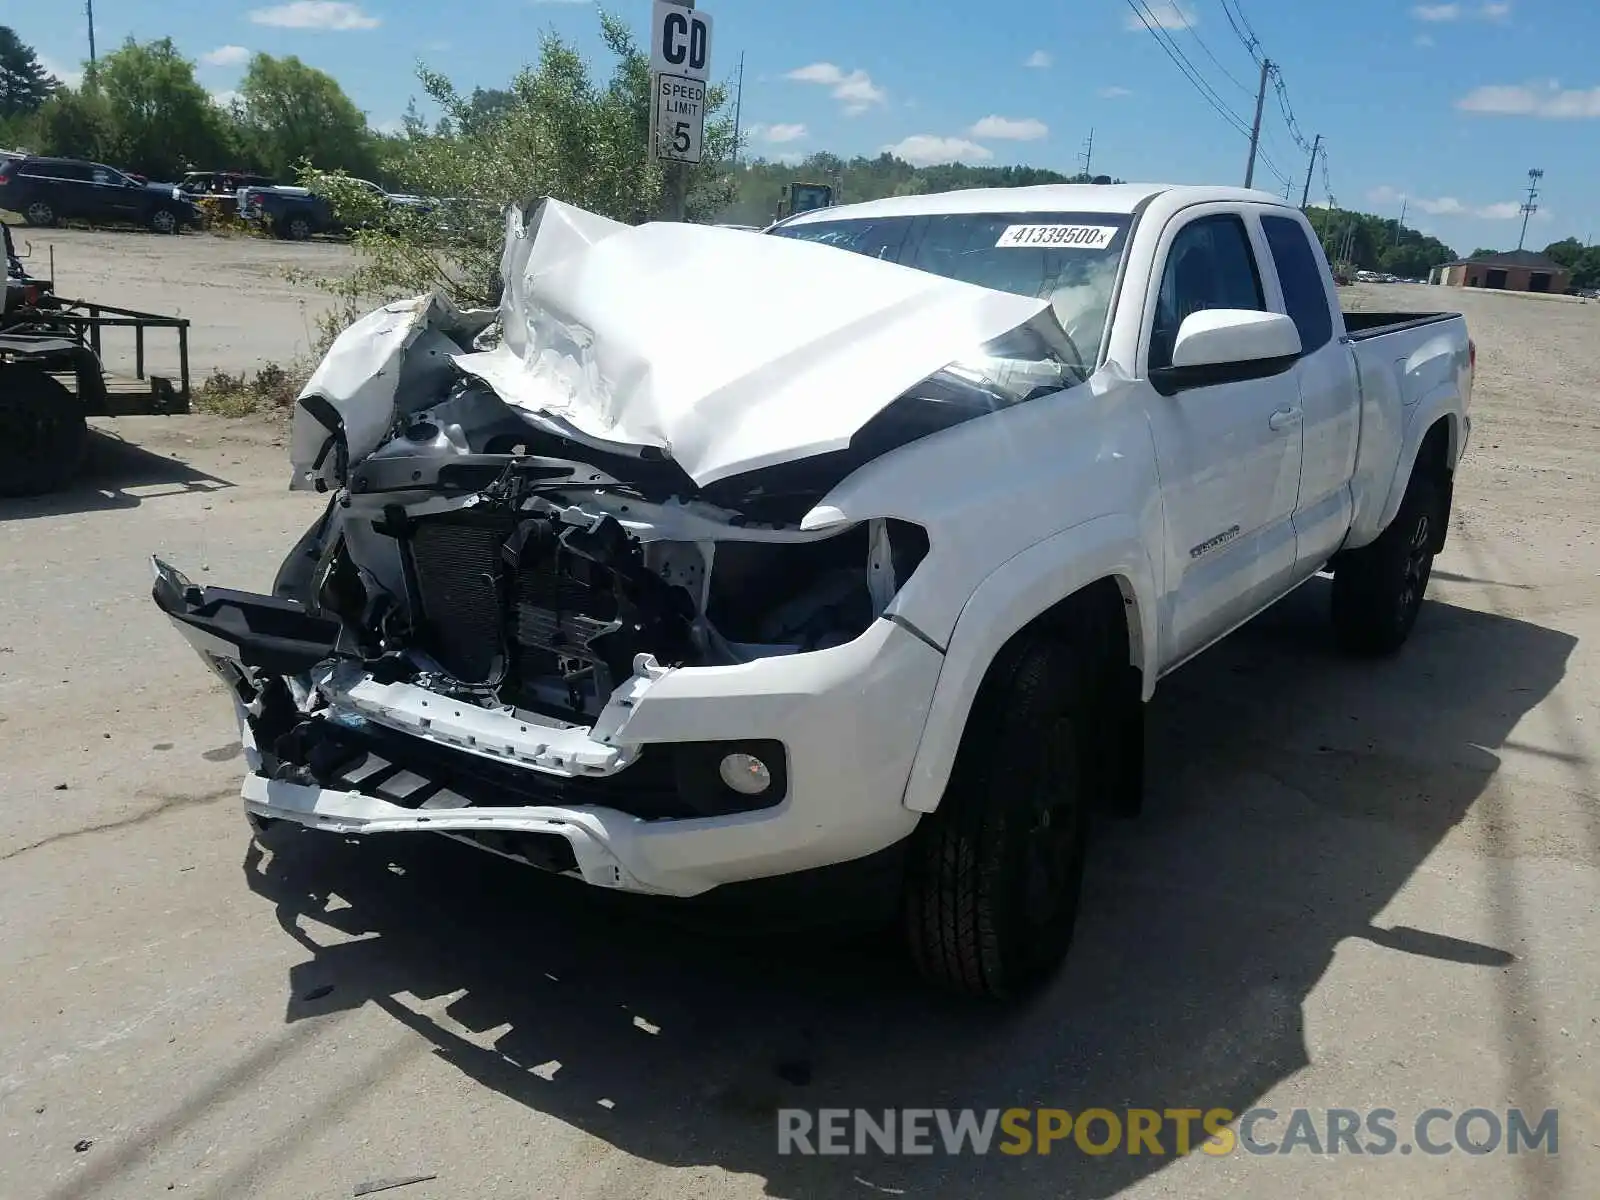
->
[1,286,192,497]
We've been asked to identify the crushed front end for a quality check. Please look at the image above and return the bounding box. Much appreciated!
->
[151,197,1061,895]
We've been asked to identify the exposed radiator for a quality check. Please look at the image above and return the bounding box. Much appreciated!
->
[406,511,624,690]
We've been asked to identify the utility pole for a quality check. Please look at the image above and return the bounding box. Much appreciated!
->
[1394,197,1407,246]
[86,0,97,67]
[730,51,745,169]
[1517,168,1543,250]
[1244,58,1272,189]
[1079,128,1094,180]
[1300,133,1321,208]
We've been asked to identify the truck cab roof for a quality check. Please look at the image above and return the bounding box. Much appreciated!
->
[774,183,1296,226]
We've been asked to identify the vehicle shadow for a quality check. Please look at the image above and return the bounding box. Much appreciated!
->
[242,581,1574,1198]
[0,425,231,520]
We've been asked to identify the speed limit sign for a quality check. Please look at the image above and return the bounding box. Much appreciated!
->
[652,73,707,163]
[650,1,711,164]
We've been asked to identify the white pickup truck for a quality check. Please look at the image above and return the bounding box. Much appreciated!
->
[152,183,1473,998]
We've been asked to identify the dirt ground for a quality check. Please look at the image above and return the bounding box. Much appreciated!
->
[8,225,353,379]
[1,281,1598,1200]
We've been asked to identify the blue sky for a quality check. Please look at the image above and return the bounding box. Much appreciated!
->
[17,0,1600,254]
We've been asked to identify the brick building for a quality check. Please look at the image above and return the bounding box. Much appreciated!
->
[1429,249,1572,293]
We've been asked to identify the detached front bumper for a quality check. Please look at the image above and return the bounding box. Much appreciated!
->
[152,558,941,897]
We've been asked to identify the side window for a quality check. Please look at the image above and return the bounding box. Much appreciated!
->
[1150,214,1264,370]
[91,169,116,185]
[1262,214,1333,353]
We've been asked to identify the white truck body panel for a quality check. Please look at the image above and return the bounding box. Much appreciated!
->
[157,182,1473,896]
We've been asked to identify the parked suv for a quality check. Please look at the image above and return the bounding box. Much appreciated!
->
[0,156,202,234]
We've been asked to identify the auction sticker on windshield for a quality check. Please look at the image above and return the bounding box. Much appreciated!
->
[995,225,1120,249]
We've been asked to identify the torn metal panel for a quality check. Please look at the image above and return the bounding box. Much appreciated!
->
[451,212,1048,486]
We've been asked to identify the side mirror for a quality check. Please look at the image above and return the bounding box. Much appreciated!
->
[1152,309,1302,396]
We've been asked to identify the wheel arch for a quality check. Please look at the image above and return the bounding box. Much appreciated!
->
[1373,410,1456,557]
[900,514,1156,815]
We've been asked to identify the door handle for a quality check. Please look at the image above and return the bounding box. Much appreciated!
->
[1268,407,1303,432]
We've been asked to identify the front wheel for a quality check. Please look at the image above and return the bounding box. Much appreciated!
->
[1331,472,1442,655]
[282,215,312,241]
[0,368,88,497]
[903,636,1096,999]
[149,207,179,234]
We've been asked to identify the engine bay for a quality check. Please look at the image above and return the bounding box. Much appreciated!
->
[290,382,931,725]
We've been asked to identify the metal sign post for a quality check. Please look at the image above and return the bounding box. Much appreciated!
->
[649,0,713,221]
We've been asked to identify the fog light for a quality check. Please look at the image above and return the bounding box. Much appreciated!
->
[718,752,772,796]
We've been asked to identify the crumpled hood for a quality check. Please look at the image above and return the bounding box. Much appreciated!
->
[290,198,1046,490]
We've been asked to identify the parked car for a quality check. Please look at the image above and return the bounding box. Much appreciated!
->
[0,155,202,234]
[239,178,433,240]
[153,183,1474,998]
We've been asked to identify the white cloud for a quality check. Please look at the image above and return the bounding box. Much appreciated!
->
[884,135,993,166]
[210,90,243,108]
[1126,1,1195,31]
[38,56,84,88]
[785,62,886,114]
[202,45,251,67]
[1024,50,1052,69]
[755,122,808,144]
[374,117,406,135]
[1367,184,1534,219]
[247,2,381,30]
[1457,82,1600,118]
[1099,85,1134,98]
[1413,2,1511,20]
[968,115,1048,140]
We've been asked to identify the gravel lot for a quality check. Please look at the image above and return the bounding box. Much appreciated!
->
[7,225,353,378]
[1,276,1598,1199]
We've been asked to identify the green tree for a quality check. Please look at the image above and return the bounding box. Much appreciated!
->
[239,53,377,180]
[1546,239,1600,289]
[30,84,117,164]
[303,12,736,312]
[96,38,229,177]
[0,26,58,119]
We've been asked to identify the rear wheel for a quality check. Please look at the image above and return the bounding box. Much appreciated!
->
[23,200,56,227]
[1331,471,1442,655]
[903,635,1099,999]
[0,368,87,497]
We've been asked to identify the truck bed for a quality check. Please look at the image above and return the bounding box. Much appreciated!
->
[1341,309,1462,341]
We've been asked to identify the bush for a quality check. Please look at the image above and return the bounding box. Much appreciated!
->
[296,12,737,318]
[196,361,304,416]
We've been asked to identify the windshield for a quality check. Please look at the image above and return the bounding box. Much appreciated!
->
[770,210,1133,368]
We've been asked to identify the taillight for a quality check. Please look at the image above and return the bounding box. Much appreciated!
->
[1468,339,1476,371]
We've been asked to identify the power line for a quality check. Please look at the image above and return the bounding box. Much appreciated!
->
[1120,0,1293,188]
[1221,0,1265,60]
[1219,0,1263,64]
[1186,21,1254,96]
[1122,0,1252,137]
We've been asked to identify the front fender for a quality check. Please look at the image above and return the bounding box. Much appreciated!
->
[899,513,1158,814]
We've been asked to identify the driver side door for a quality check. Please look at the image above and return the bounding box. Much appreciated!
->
[1141,207,1305,670]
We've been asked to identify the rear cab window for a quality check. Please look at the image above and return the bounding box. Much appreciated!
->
[1260,213,1334,353]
